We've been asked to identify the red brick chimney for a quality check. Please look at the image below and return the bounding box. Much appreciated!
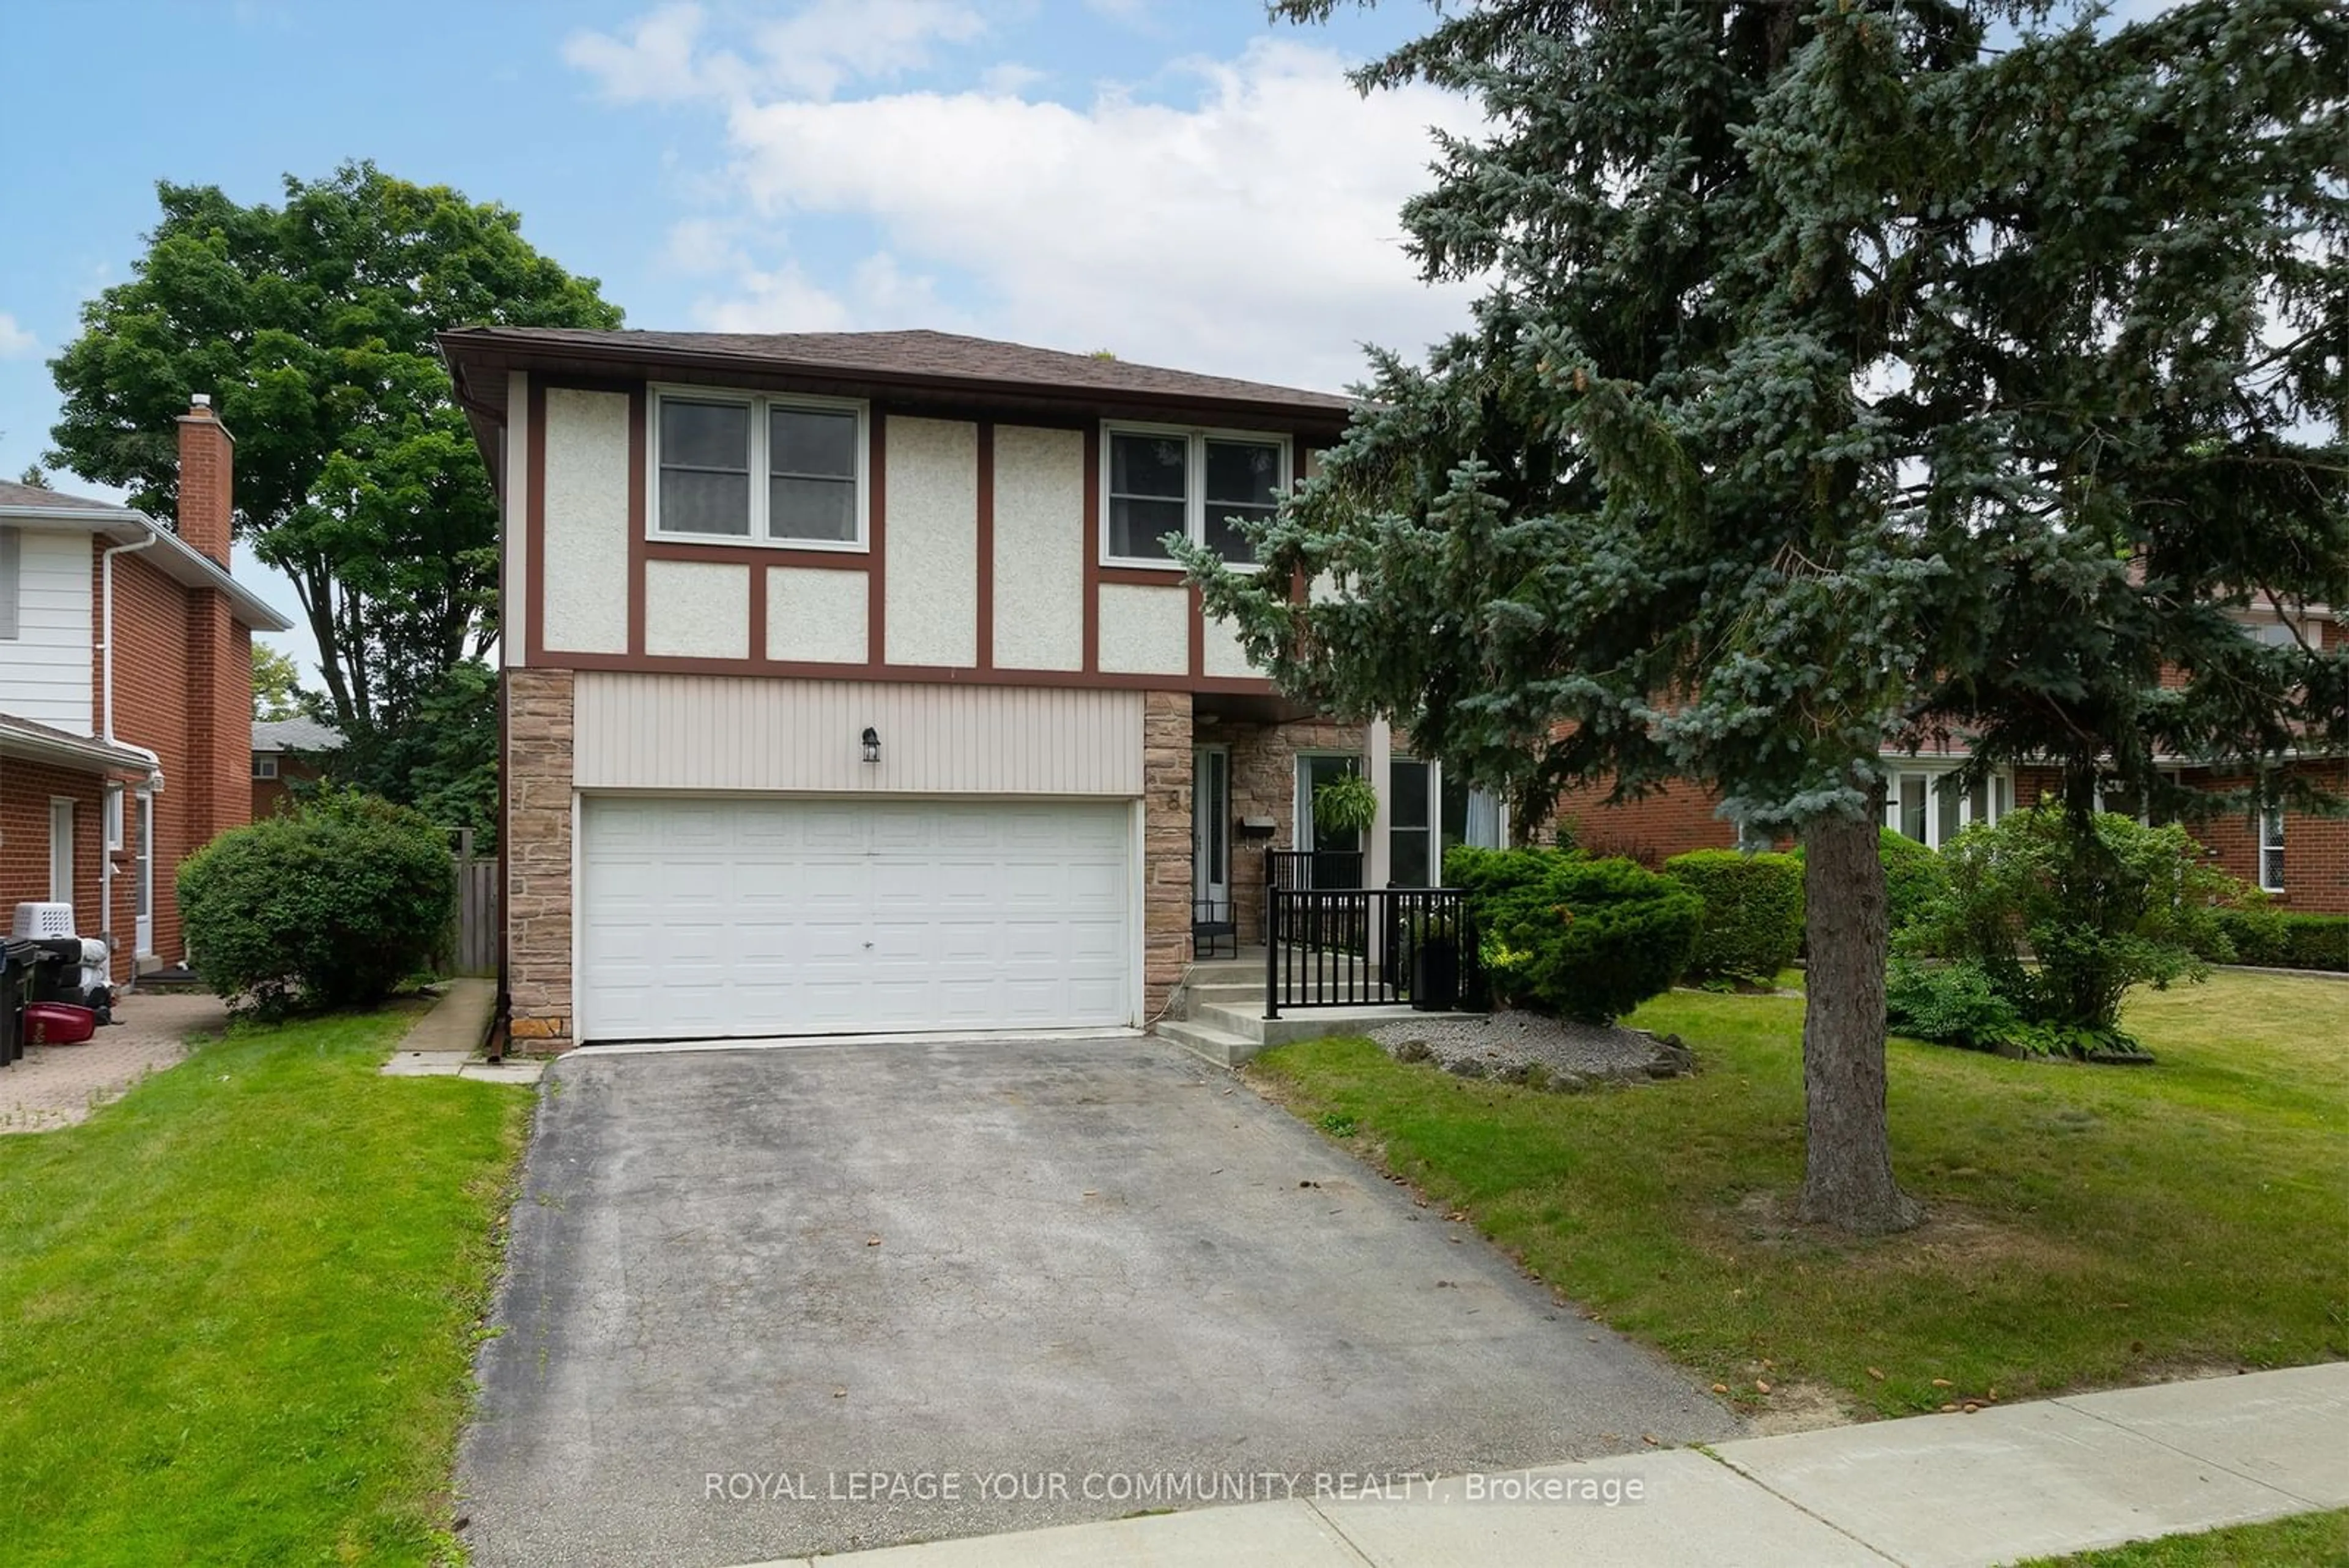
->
[176,394,234,566]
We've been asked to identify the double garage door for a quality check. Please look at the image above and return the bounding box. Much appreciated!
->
[579,796,1134,1043]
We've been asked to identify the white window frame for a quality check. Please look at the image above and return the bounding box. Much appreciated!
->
[1883,764,2013,850]
[2260,802,2286,893]
[1100,421,1291,570]
[647,384,870,552]
[252,754,280,781]
[48,798,75,907]
[103,784,124,852]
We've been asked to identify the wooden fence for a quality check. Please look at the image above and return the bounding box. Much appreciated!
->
[448,830,498,978]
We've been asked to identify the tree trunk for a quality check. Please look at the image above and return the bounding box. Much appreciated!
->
[1797,806,1922,1234]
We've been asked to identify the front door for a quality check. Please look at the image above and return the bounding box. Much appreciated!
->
[1192,746,1230,916]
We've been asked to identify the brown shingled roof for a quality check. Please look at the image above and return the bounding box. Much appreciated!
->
[0,480,138,515]
[440,326,1356,416]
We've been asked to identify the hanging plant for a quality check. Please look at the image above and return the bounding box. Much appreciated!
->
[1313,773,1379,837]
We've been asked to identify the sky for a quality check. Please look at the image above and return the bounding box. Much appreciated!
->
[0,0,1482,677]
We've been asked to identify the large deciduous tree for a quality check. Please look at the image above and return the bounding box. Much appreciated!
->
[48,161,622,736]
[1186,0,2348,1231]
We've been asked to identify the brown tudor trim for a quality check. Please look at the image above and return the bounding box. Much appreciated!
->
[975,420,995,671]
[1097,565,1187,587]
[642,540,869,571]
[525,376,548,666]
[626,385,648,656]
[868,410,888,664]
[748,551,770,663]
[516,375,1279,697]
[540,647,1274,693]
[1188,582,1205,682]
[1082,425,1100,674]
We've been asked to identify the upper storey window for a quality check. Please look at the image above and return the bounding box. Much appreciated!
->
[1104,426,1288,567]
[653,388,866,549]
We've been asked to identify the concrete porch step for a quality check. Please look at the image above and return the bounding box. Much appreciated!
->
[1156,1017,1259,1068]
[1194,1000,1479,1049]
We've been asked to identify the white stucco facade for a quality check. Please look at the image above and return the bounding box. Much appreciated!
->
[990,425,1085,672]
[539,387,631,655]
[1096,582,1190,675]
[766,566,868,664]
[643,559,750,660]
[883,416,979,669]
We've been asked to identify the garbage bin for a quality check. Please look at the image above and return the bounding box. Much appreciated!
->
[1,938,32,1068]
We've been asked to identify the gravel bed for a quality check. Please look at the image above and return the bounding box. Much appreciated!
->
[1367,1010,1696,1090]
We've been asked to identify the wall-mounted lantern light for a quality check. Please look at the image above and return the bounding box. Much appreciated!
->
[861,726,881,765]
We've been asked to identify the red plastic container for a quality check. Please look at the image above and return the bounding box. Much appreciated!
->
[24,1003,96,1046]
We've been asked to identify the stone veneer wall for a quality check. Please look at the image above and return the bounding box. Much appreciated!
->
[506,668,576,1047]
[1141,691,1194,1021]
[1223,716,1367,946]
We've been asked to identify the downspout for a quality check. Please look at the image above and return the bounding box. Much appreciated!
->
[100,530,163,984]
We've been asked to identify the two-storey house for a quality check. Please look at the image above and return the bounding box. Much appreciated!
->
[0,398,291,979]
[442,328,1513,1049]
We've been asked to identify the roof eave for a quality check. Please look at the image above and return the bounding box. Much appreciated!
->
[1,507,294,632]
[0,718,162,780]
[438,329,1358,429]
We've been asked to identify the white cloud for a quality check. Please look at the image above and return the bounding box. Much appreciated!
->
[0,312,37,360]
[566,0,985,105]
[589,23,1480,393]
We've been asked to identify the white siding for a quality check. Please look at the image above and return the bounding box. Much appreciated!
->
[766,567,867,663]
[574,672,1142,795]
[991,425,1085,671]
[541,386,631,655]
[0,527,94,732]
[884,417,979,667]
[1096,582,1190,675]
[644,559,750,660]
[505,371,532,666]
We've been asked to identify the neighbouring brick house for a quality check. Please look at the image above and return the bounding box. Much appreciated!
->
[1553,615,2349,914]
[440,328,1510,1049]
[0,399,293,978]
[250,715,341,817]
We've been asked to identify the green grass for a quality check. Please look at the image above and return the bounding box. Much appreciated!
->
[2019,1509,2349,1566]
[0,1005,532,1565]
[1251,970,2348,1421]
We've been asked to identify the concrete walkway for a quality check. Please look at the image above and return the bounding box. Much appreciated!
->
[379,978,542,1084]
[0,989,227,1134]
[726,1362,2347,1568]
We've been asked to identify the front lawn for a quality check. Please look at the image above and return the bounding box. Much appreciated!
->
[2021,1508,2349,1567]
[1250,970,2348,1422]
[0,1007,532,1564]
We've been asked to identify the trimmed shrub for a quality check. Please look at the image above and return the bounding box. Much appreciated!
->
[2213,908,2349,972]
[1663,849,1805,983]
[1450,847,1701,1023]
[178,789,455,1015]
[1907,809,2240,1036]
[1886,958,2021,1047]
[1877,828,1950,936]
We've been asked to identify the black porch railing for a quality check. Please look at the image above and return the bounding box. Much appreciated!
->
[1264,885,1482,1017]
[1265,849,1364,892]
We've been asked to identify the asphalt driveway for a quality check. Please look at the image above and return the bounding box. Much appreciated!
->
[458,1037,1737,1566]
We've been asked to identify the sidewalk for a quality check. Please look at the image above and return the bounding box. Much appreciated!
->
[736,1362,2347,1568]
[379,978,543,1084]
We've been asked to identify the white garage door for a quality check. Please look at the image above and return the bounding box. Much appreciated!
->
[578,796,1134,1042]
